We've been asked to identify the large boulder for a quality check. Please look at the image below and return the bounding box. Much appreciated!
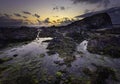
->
[47,37,76,57]
[87,35,120,58]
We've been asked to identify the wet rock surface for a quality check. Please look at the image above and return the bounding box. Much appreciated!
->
[47,37,76,57]
[87,29,120,58]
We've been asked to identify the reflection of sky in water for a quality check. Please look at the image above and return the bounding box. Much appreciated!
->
[1,38,53,58]
[0,39,120,80]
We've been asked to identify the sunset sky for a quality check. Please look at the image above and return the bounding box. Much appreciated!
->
[0,0,119,27]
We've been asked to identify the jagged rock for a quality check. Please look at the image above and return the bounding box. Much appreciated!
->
[47,37,76,57]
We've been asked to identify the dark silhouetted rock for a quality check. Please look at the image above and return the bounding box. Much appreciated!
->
[68,13,112,30]
[0,27,38,41]
[0,27,38,48]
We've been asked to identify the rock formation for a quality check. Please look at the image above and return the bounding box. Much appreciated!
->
[0,27,38,48]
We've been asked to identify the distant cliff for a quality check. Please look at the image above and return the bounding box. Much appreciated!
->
[68,13,112,30]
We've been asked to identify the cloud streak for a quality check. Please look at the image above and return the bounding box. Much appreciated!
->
[53,6,59,11]
[22,11,31,15]
[44,18,51,24]
[34,14,40,18]
[60,6,65,10]
[14,13,22,17]
[23,16,28,19]
[71,0,110,7]
[53,6,66,11]
[4,14,12,18]
[37,19,42,25]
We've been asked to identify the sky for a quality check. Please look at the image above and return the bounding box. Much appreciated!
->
[0,0,120,27]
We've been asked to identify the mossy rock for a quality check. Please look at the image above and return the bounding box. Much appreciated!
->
[83,68,93,76]
[0,74,39,84]
[103,45,120,58]
[83,65,118,84]
[0,65,10,74]
[0,57,13,64]
[64,56,76,64]
[39,53,45,58]
[47,37,76,58]
[65,76,91,84]
[66,32,85,43]
[56,71,63,78]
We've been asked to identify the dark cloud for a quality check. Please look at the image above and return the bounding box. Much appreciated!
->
[14,13,22,17]
[22,11,31,15]
[34,14,40,18]
[37,18,51,25]
[4,14,12,18]
[71,0,110,7]
[0,16,25,27]
[53,6,66,11]
[60,6,65,10]
[43,18,51,24]
[23,16,27,19]
[52,20,57,23]
[72,0,101,4]
[57,19,60,22]
[53,6,59,11]
[37,19,42,25]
